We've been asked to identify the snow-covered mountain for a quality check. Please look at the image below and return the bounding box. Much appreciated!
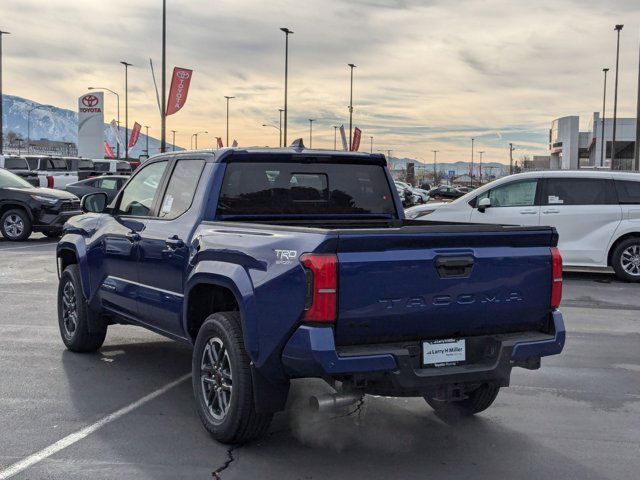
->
[1,94,181,157]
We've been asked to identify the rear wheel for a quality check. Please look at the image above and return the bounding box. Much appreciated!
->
[425,383,500,416]
[1,209,32,241]
[192,312,273,444]
[611,238,640,282]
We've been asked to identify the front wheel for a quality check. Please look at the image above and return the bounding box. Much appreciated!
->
[425,383,500,416]
[611,238,640,282]
[1,209,32,241]
[57,264,107,352]
[192,312,273,444]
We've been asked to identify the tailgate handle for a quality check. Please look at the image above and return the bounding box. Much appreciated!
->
[435,256,474,278]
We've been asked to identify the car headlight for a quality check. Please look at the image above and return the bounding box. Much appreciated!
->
[31,195,59,205]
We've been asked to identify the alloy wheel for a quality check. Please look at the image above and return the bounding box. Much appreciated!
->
[620,245,640,277]
[61,281,78,339]
[200,337,233,422]
[3,214,24,239]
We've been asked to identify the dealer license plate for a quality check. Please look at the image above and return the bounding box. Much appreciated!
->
[423,338,466,367]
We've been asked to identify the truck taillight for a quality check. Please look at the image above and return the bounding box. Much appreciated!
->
[551,247,563,309]
[300,253,337,323]
[46,176,54,188]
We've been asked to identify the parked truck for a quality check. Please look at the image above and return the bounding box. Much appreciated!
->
[56,146,565,444]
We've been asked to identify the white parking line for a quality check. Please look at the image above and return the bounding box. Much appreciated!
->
[0,373,191,479]
[0,243,58,252]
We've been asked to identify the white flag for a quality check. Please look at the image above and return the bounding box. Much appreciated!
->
[232,139,238,147]
[339,125,348,151]
[110,119,123,147]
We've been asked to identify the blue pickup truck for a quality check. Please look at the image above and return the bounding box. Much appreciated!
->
[56,146,565,444]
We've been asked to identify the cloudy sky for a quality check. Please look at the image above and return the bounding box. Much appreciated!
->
[1,0,639,163]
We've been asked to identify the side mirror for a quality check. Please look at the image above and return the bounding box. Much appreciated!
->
[477,197,491,213]
[81,192,108,213]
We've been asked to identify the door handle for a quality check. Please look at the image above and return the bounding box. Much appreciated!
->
[125,231,140,242]
[165,235,185,249]
[435,256,474,278]
[519,209,537,214]
[542,208,560,214]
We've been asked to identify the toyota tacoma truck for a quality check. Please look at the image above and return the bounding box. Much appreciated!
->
[56,145,565,444]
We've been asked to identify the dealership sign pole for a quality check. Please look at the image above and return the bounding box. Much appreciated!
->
[77,92,104,159]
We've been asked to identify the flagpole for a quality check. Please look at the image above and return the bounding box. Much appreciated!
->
[160,0,167,153]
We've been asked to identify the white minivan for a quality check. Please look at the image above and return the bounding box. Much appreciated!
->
[406,170,640,281]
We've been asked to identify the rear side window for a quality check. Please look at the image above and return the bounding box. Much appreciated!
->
[26,158,38,169]
[614,180,640,204]
[544,178,616,205]
[47,158,68,171]
[158,160,205,219]
[78,159,94,170]
[217,162,395,216]
[4,157,27,169]
[97,177,120,190]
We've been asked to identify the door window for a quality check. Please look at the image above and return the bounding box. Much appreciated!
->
[544,178,616,205]
[158,160,205,219]
[115,161,168,216]
[98,177,120,190]
[477,180,537,207]
[614,180,640,204]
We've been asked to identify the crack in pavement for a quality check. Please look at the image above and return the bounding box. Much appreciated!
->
[211,396,367,478]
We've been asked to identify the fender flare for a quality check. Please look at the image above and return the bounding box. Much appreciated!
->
[0,200,35,222]
[183,261,259,361]
[56,236,91,300]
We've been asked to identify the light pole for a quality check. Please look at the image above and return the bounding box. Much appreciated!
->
[280,27,293,146]
[601,68,609,167]
[432,150,439,183]
[470,138,475,187]
[612,24,623,170]
[348,63,356,149]
[89,87,120,158]
[27,105,48,150]
[308,119,315,148]
[192,131,207,150]
[160,0,167,153]
[509,143,516,174]
[333,126,338,150]
[120,61,132,159]
[144,125,150,155]
[0,30,9,155]
[370,136,374,153]
[262,124,281,146]
[635,33,640,171]
[478,151,484,182]
[278,108,284,147]
[224,96,234,147]
[171,129,176,151]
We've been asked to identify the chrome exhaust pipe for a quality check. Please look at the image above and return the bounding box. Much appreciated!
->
[309,392,362,412]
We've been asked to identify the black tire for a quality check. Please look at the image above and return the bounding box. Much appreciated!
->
[43,230,62,239]
[1,208,32,241]
[57,264,107,352]
[611,237,640,282]
[192,312,273,444]
[425,383,500,416]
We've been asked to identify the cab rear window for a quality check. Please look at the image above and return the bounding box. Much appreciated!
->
[217,162,395,216]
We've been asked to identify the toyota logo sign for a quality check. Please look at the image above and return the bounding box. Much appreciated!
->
[176,71,190,79]
[82,95,99,107]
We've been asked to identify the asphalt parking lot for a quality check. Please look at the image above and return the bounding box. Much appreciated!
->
[1,235,639,480]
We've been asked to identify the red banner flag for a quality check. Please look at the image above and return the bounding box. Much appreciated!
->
[166,67,193,116]
[104,141,115,158]
[216,137,224,148]
[128,122,141,148]
[351,127,362,152]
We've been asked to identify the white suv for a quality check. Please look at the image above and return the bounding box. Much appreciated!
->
[406,170,640,281]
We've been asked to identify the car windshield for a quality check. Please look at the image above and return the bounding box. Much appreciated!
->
[0,168,33,188]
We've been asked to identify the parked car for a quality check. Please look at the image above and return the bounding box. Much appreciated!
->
[57,147,564,444]
[419,182,431,191]
[0,168,80,240]
[395,182,415,207]
[0,155,39,186]
[428,185,465,200]
[406,170,640,281]
[92,159,132,176]
[25,155,78,189]
[65,175,128,203]
[64,158,95,181]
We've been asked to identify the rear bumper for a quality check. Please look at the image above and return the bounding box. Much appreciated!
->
[281,310,565,393]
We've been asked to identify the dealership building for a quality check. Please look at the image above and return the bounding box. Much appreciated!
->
[549,113,637,170]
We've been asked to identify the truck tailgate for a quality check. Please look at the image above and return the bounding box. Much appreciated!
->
[335,225,555,345]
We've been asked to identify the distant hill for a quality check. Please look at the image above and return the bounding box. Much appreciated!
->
[387,156,508,177]
[1,94,181,157]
